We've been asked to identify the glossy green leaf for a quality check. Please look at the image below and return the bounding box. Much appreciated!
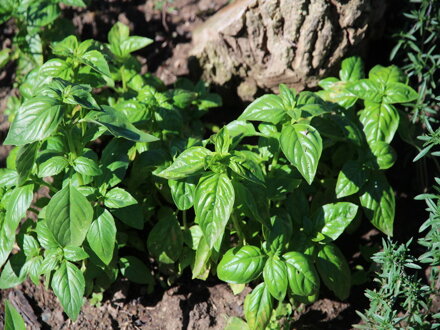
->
[23,234,40,257]
[239,94,287,124]
[120,36,153,55]
[86,208,116,265]
[80,50,110,76]
[311,202,358,242]
[368,141,396,170]
[0,184,34,268]
[244,283,273,330]
[192,236,212,280]
[147,210,183,264]
[35,220,59,250]
[45,183,93,247]
[368,65,405,85]
[4,300,26,330]
[267,213,292,255]
[0,169,18,188]
[194,173,235,250]
[346,79,384,103]
[229,151,265,186]
[280,124,322,185]
[38,155,69,178]
[0,254,27,289]
[316,244,351,300]
[63,246,89,262]
[359,173,395,236]
[51,35,78,57]
[51,261,85,320]
[15,142,38,185]
[83,106,158,143]
[156,147,212,180]
[168,177,197,211]
[263,257,288,301]
[73,156,102,176]
[4,97,63,146]
[283,251,319,296]
[339,56,364,82]
[335,160,367,198]
[217,246,265,284]
[383,82,418,104]
[359,102,399,144]
[104,187,137,209]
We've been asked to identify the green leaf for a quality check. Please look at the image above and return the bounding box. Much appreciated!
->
[368,65,405,85]
[383,82,418,104]
[4,97,63,146]
[368,141,396,170]
[311,202,358,242]
[86,208,116,265]
[0,184,34,268]
[244,283,273,330]
[214,127,232,154]
[38,155,69,178]
[217,246,266,284]
[51,261,85,320]
[191,236,212,280]
[46,183,93,247]
[280,124,322,185]
[359,173,395,236]
[0,254,27,289]
[16,142,38,185]
[112,204,144,229]
[267,213,292,255]
[359,102,399,144]
[194,173,235,250]
[156,147,212,180]
[104,187,137,209]
[39,59,73,80]
[121,36,153,55]
[4,300,26,330]
[238,94,287,124]
[119,256,154,285]
[73,156,102,176]
[283,251,319,296]
[316,244,351,300]
[263,257,288,301]
[229,151,265,186]
[63,246,89,262]
[335,160,367,198]
[279,84,296,110]
[346,80,384,103]
[147,209,183,264]
[83,106,158,143]
[168,177,197,211]
[80,50,110,76]
[36,220,59,250]
[51,35,78,57]
[225,316,250,330]
[0,169,18,188]
[339,56,364,82]
[23,234,40,257]
[60,0,86,7]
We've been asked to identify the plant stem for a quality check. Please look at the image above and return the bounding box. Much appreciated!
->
[182,210,188,230]
[231,213,246,245]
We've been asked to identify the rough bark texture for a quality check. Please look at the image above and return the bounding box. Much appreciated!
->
[191,0,387,100]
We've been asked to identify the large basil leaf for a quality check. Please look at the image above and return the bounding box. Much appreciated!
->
[0,169,18,188]
[283,251,320,297]
[168,177,197,211]
[46,183,93,247]
[80,50,110,76]
[339,56,364,82]
[368,141,396,170]
[0,184,34,268]
[194,173,235,249]
[311,202,358,242]
[217,246,266,284]
[346,79,384,103]
[263,257,288,301]
[104,187,137,209]
[280,123,322,184]
[156,147,212,180]
[238,94,287,124]
[368,65,405,85]
[191,236,211,280]
[38,155,69,178]
[244,283,273,330]
[359,102,399,144]
[86,208,116,265]
[335,160,367,198]
[383,82,418,104]
[316,244,351,300]
[4,97,63,146]
[119,256,154,285]
[51,261,85,320]
[83,106,158,143]
[359,173,395,236]
[147,209,183,264]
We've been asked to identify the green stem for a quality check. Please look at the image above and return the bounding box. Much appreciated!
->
[231,213,246,245]
[182,210,188,230]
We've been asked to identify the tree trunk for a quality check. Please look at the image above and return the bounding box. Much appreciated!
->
[191,0,387,100]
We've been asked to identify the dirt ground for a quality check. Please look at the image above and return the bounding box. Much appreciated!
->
[0,0,438,329]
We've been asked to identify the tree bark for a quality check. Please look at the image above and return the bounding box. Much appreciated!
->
[191,0,387,100]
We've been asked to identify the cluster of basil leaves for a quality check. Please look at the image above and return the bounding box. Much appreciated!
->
[0,19,418,329]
